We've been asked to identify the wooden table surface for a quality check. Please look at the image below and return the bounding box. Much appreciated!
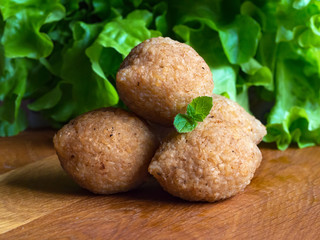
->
[0,129,319,239]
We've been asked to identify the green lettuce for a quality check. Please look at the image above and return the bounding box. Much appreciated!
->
[1,0,320,150]
[0,0,65,58]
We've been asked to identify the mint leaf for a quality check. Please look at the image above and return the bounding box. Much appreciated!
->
[187,96,213,122]
[174,96,213,133]
[174,114,197,133]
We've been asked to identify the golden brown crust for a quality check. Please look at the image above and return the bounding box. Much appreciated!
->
[149,121,262,202]
[116,37,214,126]
[53,108,159,194]
[209,94,267,144]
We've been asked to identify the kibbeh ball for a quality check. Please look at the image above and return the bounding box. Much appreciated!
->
[116,37,214,126]
[53,108,158,194]
[210,94,266,144]
[149,121,262,202]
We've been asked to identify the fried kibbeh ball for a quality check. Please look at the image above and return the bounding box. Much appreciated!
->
[116,37,214,126]
[53,108,159,194]
[148,121,262,202]
[210,94,266,144]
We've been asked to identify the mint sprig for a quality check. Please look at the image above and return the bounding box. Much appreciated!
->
[174,96,213,133]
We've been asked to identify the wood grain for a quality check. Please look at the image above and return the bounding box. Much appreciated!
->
[0,129,55,173]
[0,133,320,239]
[0,155,88,234]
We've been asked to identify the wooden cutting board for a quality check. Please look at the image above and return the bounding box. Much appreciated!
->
[0,131,320,239]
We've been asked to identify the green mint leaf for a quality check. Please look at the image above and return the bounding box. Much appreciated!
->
[174,96,213,133]
[187,96,213,122]
[174,114,197,133]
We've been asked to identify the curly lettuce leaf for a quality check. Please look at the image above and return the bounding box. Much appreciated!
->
[153,2,168,36]
[0,58,29,136]
[173,13,266,107]
[174,24,238,102]
[86,10,161,83]
[1,0,65,58]
[264,44,320,150]
[260,1,320,149]
[28,21,118,123]
[218,15,261,65]
[240,58,273,91]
